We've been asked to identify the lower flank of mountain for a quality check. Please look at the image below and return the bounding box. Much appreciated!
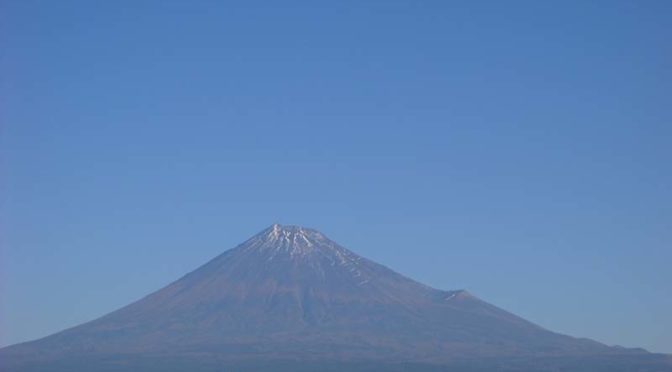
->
[3,354,672,372]
[2,225,670,371]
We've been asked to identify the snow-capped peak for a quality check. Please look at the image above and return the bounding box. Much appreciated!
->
[238,224,361,266]
[240,224,329,257]
[265,224,323,247]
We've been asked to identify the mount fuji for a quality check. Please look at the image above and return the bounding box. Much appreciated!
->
[1,224,670,371]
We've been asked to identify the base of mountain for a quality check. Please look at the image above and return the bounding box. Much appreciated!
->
[3,353,672,372]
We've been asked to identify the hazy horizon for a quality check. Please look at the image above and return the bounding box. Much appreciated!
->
[2,0,671,357]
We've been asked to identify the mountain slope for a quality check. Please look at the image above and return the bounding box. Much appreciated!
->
[1,224,669,371]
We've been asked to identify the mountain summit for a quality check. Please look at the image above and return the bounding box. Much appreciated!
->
[243,223,359,261]
[2,225,670,371]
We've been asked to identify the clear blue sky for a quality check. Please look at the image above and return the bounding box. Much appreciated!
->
[1,0,670,353]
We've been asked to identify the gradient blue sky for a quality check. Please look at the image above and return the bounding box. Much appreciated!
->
[1,0,670,353]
